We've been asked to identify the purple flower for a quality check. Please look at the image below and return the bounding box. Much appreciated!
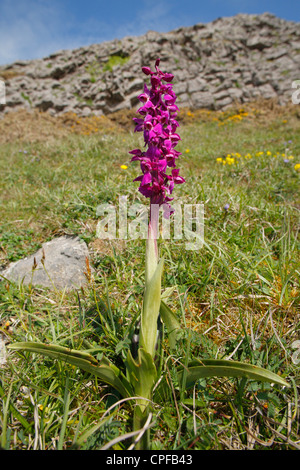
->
[130,59,185,217]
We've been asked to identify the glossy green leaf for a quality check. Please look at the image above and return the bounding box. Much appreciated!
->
[126,348,157,406]
[179,358,290,389]
[126,347,157,450]
[8,342,133,398]
[140,256,164,358]
[159,300,181,350]
[154,358,289,402]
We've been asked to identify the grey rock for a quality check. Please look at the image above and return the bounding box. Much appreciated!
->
[0,236,92,290]
[188,77,207,93]
[0,12,299,117]
[215,96,233,109]
[246,35,272,50]
[257,83,277,99]
[190,91,215,109]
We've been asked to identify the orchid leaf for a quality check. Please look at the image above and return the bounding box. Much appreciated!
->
[140,256,164,358]
[126,348,157,405]
[161,287,175,300]
[126,347,157,450]
[159,300,181,350]
[154,358,289,402]
[179,359,290,389]
[8,342,133,398]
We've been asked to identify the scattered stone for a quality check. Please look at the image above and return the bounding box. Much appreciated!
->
[0,236,93,290]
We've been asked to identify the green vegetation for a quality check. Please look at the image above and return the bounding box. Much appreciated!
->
[0,103,299,450]
[20,92,32,106]
[85,55,130,83]
[102,54,130,72]
[85,60,103,83]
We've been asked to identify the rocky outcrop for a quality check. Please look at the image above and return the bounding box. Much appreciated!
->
[0,13,299,117]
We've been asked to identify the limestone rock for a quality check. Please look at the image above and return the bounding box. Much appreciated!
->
[0,236,92,290]
[0,13,299,117]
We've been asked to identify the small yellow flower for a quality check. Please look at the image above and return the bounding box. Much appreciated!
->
[225,155,235,165]
[216,157,223,163]
[120,164,128,170]
[185,149,190,153]
[266,151,272,156]
[294,163,300,171]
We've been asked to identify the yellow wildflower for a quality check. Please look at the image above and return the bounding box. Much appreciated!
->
[225,155,235,165]
[294,163,300,171]
[120,164,128,170]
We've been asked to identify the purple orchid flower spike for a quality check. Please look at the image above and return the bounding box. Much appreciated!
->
[130,59,185,221]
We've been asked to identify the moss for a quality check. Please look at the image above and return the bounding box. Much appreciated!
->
[102,55,130,72]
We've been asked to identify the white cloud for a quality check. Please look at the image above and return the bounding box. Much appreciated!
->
[0,0,197,65]
[100,0,190,40]
[0,0,80,64]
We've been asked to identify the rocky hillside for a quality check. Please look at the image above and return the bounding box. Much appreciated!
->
[0,12,299,117]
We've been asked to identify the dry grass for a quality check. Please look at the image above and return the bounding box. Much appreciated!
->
[0,69,24,81]
[0,109,124,144]
[1,98,299,145]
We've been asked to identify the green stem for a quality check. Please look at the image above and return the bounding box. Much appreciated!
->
[133,405,150,450]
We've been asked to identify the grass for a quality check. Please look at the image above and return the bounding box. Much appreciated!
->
[0,100,299,450]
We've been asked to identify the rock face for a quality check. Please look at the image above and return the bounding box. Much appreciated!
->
[0,13,299,117]
[0,236,92,290]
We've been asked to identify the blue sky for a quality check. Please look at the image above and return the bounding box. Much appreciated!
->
[0,0,299,65]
